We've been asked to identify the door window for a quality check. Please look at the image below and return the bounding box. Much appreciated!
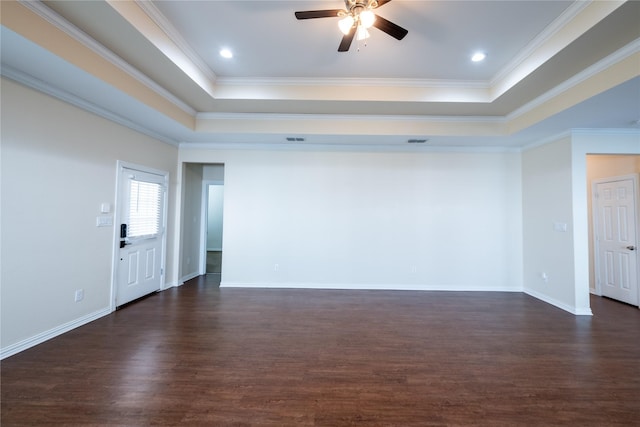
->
[127,179,162,239]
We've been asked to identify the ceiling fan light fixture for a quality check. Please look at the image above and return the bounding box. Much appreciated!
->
[356,26,370,40]
[295,0,408,52]
[338,15,355,34]
[360,10,376,28]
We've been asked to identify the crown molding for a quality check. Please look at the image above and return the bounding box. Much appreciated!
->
[520,127,640,152]
[19,0,197,117]
[196,112,505,124]
[105,0,216,98]
[1,65,180,147]
[507,38,640,122]
[520,130,572,152]
[490,1,591,87]
[215,76,490,90]
[490,0,626,100]
[178,141,517,154]
[135,0,218,83]
[571,128,640,137]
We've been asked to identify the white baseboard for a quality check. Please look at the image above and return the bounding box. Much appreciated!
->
[225,282,593,315]
[0,307,112,360]
[179,271,200,285]
[163,280,180,289]
[220,282,522,292]
[524,287,593,316]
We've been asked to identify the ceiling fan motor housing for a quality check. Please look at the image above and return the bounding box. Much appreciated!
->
[350,1,376,16]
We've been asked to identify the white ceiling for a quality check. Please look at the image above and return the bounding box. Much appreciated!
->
[1,0,639,148]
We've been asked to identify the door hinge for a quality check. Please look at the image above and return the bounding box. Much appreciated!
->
[161,268,164,275]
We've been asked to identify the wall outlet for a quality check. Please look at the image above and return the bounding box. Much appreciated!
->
[540,272,549,283]
[74,289,84,302]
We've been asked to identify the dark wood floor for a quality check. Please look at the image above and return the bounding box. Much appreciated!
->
[2,276,639,426]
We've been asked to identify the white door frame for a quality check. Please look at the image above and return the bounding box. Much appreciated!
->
[110,161,169,311]
[199,180,224,275]
[591,173,640,305]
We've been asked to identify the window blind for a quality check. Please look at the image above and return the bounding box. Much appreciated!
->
[128,180,162,238]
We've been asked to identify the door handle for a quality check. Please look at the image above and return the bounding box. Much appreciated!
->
[120,240,132,249]
[627,245,636,251]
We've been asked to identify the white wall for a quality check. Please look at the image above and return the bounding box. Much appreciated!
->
[203,164,225,181]
[522,137,578,312]
[570,131,640,312]
[179,163,203,282]
[179,148,523,291]
[522,131,640,315]
[0,78,178,357]
[586,154,640,291]
[4,80,633,361]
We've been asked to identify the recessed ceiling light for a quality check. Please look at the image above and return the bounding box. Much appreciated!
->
[219,48,233,59]
[471,52,486,62]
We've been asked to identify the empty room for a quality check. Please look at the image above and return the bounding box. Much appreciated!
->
[1,0,639,425]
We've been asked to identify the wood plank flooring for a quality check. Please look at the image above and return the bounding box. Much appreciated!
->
[2,276,639,426]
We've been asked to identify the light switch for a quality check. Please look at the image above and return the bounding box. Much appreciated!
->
[96,216,113,227]
[553,222,568,232]
[100,203,111,214]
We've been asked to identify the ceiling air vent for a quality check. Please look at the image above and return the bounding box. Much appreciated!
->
[407,138,428,144]
[286,137,305,142]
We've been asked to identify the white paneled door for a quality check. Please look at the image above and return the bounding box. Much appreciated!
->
[594,176,639,307]
[115,165,167,307]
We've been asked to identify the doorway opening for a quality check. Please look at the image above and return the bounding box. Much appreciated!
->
[587,154,640,308]
[198,163,225,284]
[205,183,224,276]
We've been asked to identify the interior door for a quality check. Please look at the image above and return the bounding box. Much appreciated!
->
[116,166,167,306]
[594,176,639,306]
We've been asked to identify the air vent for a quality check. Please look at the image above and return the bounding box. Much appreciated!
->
[407,138,428,144]
[286,137,305,142]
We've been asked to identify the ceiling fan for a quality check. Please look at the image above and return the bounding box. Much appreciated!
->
[295,0,408,52]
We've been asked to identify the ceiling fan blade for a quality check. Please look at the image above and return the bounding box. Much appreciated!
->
[338,26,356,52]
[376,0,393,7]
[372,15,408,40]
[295,9,343,19]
